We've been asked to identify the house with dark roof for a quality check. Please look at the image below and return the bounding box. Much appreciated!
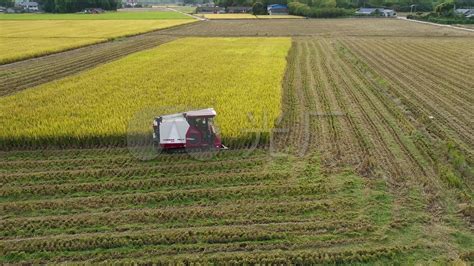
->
[267,4,288,15]
[355,8,396,17]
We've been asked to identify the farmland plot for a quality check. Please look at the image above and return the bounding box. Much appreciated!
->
[0,19,473,264]
[279,36,473,195]
[159,18,474,37]
[273,37,473,260]
[0,19,194,64]
[340,37,474,162]
[0,37,291,147]
[0,147,428,263]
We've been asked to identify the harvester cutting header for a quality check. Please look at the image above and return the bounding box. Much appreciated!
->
[152,108,227,151]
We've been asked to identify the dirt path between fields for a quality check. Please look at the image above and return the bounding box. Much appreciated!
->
[164,7,207,21]
[397,16,474,33]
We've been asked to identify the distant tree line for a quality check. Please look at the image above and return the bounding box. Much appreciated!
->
[216,0,286,7]
[36,0,120,13]
[408,0,474,23]
[0,0,14,7]
[215,0,473,12]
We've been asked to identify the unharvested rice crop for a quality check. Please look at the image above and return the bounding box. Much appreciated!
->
[0,19,195,64]
[0,37,291,147]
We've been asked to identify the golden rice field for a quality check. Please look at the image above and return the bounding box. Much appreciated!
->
[0,37,291,147]
[0,19,195,64]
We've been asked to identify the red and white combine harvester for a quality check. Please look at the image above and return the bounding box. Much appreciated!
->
[152,108,227,152]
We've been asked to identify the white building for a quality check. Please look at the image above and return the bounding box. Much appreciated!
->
[355,8,396,17]
[455,8,474,18]
[18,1,39,11]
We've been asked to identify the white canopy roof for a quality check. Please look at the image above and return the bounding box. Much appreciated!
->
[185,108,217,117]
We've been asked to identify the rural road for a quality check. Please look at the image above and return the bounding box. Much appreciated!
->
[165,7,207,21]
[397,16,474,33]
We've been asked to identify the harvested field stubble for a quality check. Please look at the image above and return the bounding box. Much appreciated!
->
[0,146,417,263]
[158,18,474,37]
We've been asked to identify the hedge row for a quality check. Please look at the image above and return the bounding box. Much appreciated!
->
[288,2,352,18]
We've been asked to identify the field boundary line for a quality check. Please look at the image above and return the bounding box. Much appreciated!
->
[165,7,207,21]
[397,17,474,33]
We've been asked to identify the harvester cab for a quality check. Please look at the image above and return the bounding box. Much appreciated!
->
[152,108,227,151]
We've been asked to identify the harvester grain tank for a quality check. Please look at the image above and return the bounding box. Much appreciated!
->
[152,108,227,151]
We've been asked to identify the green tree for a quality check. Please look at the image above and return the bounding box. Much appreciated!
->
[368,0,384,7]
[435,0,455,15]
[99,0,111,10]
[0,0,14,7]
[252,1,267,14]
[314,0,337,7]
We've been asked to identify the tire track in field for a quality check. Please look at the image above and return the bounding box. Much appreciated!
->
[301,40,328,153]
[272,40,307,153]
[346,40,473,142]
[315,39,407,178]
[327,39,432,178]
[300,40,339,160]
[289,40,314,152]
[361,40,472,123]
[309,40,363,166]
[309,41,344,161]
[369,40,473,119]
[312,38,402,177]
[402,40,474,76]
[380,40,474,102]
[321,39,448,223]
[343,40,473,154]
[399,41,474,87]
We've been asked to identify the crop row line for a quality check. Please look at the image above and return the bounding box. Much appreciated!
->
[0,151,267,174]
[2,220,376,254]
[100,244,418,265]
[1,171,288,201]
[0,157,267,184]
[332,39,432,178]
[345,40,473,145]
[1,183,338,216]
[369,40,473,124]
